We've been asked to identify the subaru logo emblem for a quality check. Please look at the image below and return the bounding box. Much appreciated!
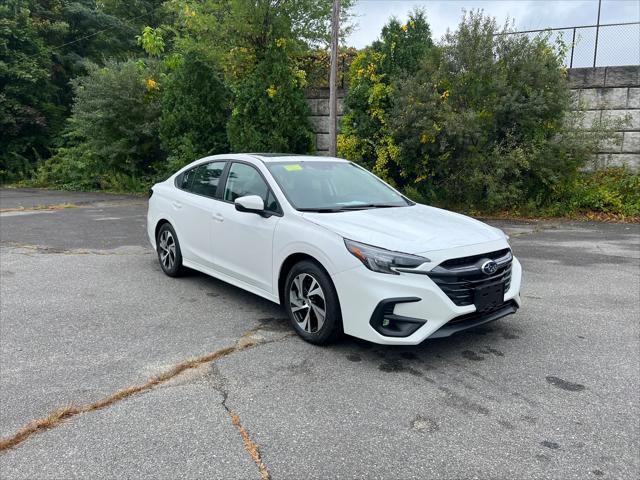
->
[481,260,498,275]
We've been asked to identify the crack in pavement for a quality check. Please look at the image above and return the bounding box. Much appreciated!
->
[208,368,271,480]
[201,359,275,480]
[0,321,294,480]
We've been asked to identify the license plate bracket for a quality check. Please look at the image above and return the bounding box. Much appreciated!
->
[474,282,505,313]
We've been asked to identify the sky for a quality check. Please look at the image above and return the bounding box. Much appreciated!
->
[345,0,640,66]
[346,0,639,46]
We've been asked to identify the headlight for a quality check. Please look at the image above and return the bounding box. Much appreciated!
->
[344,239,429,275]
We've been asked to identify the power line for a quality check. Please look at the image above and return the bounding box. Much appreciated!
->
[27,7,162,57]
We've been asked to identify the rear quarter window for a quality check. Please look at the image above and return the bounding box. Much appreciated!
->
[175,169,195,190]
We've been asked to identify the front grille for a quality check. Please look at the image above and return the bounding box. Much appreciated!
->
[438,248,510,270]
[427,249,513,308]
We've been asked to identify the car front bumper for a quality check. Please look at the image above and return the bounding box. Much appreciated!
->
[331,256,522,345]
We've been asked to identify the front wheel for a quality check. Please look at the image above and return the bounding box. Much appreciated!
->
[284,260,342,345]
[156,223,184,277]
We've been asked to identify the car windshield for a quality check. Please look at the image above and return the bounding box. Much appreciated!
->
[266,161,411,211]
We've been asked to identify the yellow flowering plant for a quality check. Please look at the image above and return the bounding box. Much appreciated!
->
[339,9,433,179]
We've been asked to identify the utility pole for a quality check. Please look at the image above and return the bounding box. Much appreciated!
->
[593,0,602,67]
[329,0,340,157]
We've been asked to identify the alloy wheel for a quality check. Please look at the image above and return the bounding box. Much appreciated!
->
[158,230,176,270]
[289,273,326,333]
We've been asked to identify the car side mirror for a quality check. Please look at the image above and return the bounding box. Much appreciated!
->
[234,195,265,215]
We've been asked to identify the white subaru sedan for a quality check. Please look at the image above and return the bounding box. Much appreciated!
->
[147,153,522,345]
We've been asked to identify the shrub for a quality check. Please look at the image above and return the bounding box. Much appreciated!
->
[550,168,640,218]
[387,11,608,212]
[36,59,162,189]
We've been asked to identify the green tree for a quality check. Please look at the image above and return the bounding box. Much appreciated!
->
[137,0,357,156]
[144,0,356,156]
[42,0,165,128]
[222,0,318,153]
[0,1,64,181]
[5,0,357,184]
[0,0,164,181]
[227,44,313,153]
[159,49,231,173]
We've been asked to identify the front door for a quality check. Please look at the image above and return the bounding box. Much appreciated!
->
[212,162,282,295]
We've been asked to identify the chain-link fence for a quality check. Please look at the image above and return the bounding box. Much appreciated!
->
[500,22,640,68]
[307,21,639,89]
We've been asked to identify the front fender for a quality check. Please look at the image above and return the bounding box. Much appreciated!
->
[272,217,360,300]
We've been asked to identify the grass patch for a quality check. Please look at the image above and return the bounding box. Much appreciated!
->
[0,203,78,213]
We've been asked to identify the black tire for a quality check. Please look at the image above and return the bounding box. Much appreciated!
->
[156,223,184,277]
[284,260,342,345]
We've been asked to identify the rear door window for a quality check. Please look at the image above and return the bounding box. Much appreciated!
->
[190,162,226,198]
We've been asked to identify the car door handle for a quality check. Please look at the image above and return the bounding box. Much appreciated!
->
[212,213,224,222]
[171,201,182,209]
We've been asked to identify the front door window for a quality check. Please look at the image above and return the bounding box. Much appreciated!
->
[224,163,279,213]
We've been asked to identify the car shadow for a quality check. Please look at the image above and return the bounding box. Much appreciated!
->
[149,257,524,369]
[149,258,284,317]
[329,319,525,374]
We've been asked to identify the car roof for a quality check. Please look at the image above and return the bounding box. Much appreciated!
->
[175,153,349,175]
[248,153,349,163]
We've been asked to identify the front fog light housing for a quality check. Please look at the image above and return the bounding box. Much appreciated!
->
[344,239,429,275]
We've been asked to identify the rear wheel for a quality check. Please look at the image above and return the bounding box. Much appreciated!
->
[156,223,184,277]
[285,260,342,345]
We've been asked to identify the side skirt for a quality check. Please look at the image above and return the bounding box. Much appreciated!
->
[182,259,280,305]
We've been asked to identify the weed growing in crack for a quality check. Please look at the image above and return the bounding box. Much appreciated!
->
[0,327,281,452]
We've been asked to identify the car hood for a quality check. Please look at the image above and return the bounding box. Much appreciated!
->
[301,204,505,254]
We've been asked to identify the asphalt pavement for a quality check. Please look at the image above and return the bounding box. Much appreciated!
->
[0,188,638,479]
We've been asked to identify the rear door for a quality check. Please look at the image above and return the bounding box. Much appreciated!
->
[172,161,226,268]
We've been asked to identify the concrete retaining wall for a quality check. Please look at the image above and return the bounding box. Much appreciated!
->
[306,88,345,156]
[306,66,640,169]
[568,66,639,170]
